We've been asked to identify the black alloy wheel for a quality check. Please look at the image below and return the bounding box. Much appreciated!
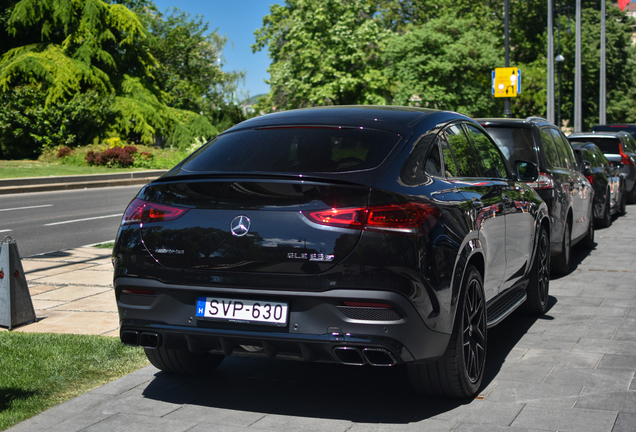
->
[598,191,612,228]
[408,265,486,398]
[145,346,225,374]
[525,226,550,314]
[552,220,571,275]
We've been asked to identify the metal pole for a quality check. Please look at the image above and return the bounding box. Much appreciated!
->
[547,0,555,124]
[557,17,563,129]
[574,0,582,132]
[504,0,512,117]
[600,0,606,125]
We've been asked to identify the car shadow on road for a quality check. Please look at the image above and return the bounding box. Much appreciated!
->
[140,300,557,424]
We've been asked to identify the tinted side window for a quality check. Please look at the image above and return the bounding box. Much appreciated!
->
[439,133,460,177]
[550,129,577,170]
[569,137,620,154]
[443,124,481,177]
[539,128,560,169]
[624,135,636,153]
[465,125,507,178]
[591,146,607,167]
[424,141,443,177]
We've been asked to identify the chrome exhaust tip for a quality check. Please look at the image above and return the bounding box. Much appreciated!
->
[362,348,397,366]
[333,346,365,365]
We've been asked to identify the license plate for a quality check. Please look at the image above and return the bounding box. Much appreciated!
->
[196,297,288,326]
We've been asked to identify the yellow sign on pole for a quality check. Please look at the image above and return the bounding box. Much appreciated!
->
[493,67,521,98]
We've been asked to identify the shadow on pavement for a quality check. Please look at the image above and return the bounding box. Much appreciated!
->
[140,300,557,424]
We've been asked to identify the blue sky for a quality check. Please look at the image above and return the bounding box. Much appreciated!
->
[151,0,281,99]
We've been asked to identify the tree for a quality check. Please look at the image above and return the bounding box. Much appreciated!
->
[383,15,502,117]
[141,7,245,115]
[0,0,218,157]
[252,0,392,110]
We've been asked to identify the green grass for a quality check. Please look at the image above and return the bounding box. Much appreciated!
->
[0,332,149,430]
[0,160,143,179]
[1,144,195,179]
[93,242,114,249]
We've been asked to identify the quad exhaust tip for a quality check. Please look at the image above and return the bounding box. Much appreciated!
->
[333,346,396,366]
[120,330,160,349]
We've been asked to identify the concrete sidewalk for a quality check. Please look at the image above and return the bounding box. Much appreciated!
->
[2,246,119,336]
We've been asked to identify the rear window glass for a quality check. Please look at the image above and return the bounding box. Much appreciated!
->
[483,127,537,165]
[569,138,620,154]
[180,127,402,173]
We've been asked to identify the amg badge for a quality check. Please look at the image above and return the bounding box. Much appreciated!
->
[287,253,335,262]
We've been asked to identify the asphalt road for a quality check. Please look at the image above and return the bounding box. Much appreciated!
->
[0,185,143,257]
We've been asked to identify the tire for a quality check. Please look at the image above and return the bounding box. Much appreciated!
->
[525,225,550,314]
[552,219,571,275]
[597,192,611,228]
[408,265,486,398]
[628,184,636,204]
[619,185,627,216]
[145,346,225,374]
[580,215,595,249]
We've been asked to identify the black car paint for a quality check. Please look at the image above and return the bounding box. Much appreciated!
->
[477,117,593,259]
[114,107,549,370]
[571,142,625,221]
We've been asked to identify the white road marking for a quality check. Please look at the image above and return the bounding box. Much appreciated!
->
[44,214,122,226]
[0,229,12,233]
[0,204,53,212]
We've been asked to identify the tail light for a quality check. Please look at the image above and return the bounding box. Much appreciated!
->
[620,146,635,167]
[525,171,554,189]
[302,203,439,235]
[122,198,189,225]
[585,175,593,185]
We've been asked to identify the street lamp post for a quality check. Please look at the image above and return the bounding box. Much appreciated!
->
[556,54,565,130]
[556,10,565,130]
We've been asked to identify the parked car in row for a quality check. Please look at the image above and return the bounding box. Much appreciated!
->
[114,106,551,399]
[568,131,636,204]
[477,117,594,275]
[592,123,636,140]
[571,142,627,227]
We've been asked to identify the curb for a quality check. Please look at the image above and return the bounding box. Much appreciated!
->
[0,170,167,195]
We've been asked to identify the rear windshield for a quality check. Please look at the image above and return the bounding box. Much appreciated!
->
[181,127,402,173]
[482,127,537,165]
[568,137,620,154]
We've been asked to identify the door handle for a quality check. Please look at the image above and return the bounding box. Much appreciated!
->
[471,197,484,209]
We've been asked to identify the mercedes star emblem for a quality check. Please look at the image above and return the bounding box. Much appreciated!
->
[230,215,251,236]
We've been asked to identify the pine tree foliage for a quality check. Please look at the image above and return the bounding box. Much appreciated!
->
[0,0,219,156]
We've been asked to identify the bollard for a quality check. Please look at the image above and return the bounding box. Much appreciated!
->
[0,236,36,330]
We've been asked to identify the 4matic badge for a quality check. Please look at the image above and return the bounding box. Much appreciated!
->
[287,252,335,262]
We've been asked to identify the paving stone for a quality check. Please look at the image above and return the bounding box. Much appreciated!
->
[82,412,197,432]
[519,349,602,368]
[249,411,353,432]
[510,405,617,431]
[575,387,636,413]
[574,338,636,356]
[597,354,636,371]
[543,366,634,390]
[612,412,636,432]
[484,381,583,407]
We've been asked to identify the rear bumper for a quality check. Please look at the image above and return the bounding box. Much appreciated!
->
[115,276,451,365]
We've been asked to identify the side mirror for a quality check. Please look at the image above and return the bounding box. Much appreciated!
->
[515,160,539,182]
[581,160,592,175]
